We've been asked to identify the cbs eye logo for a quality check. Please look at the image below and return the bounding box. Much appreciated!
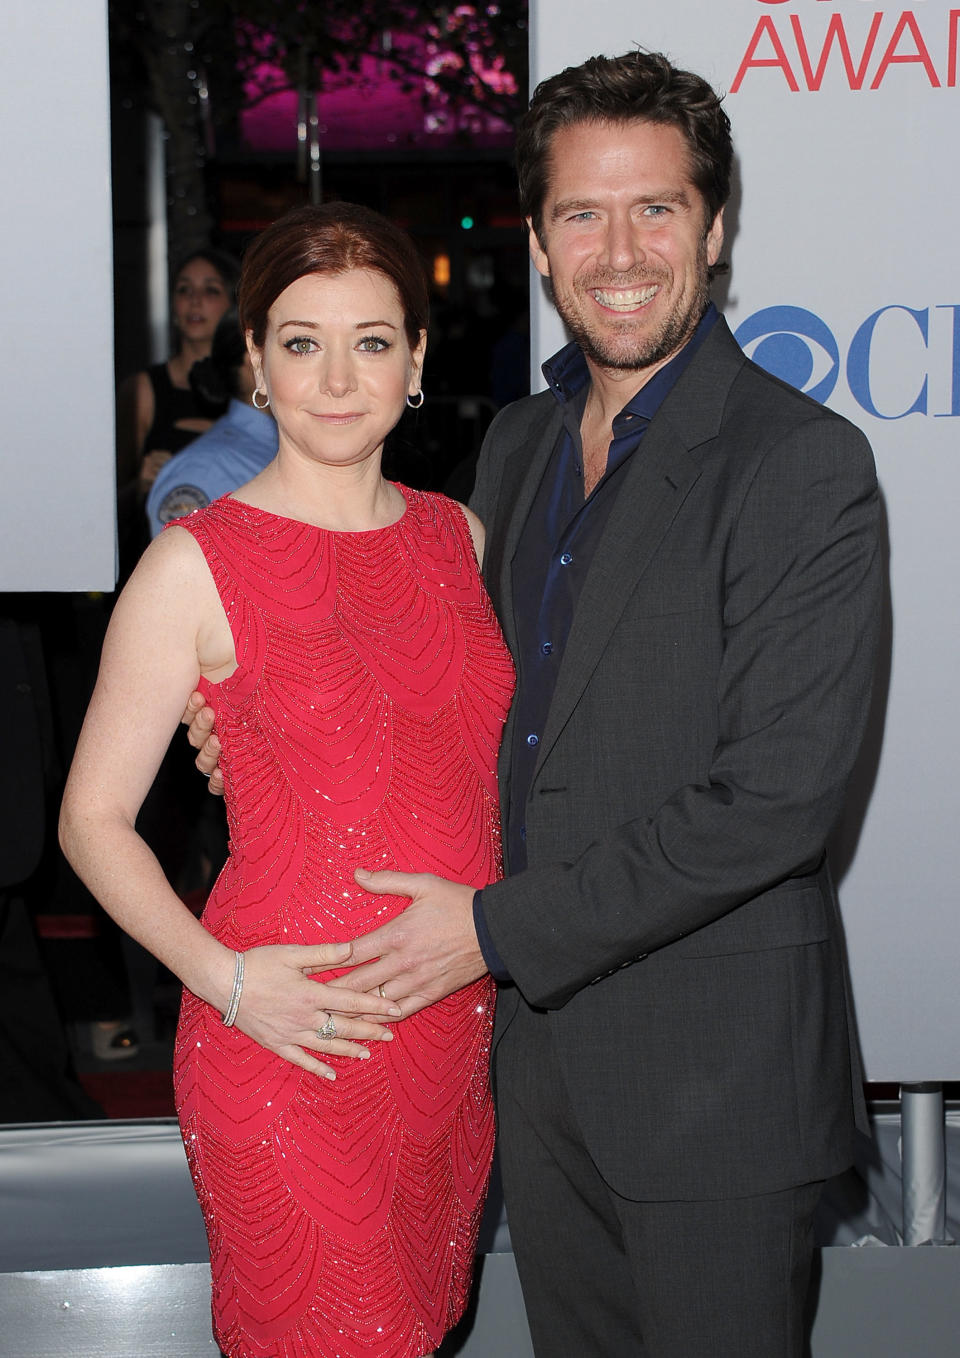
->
[734,306,840,404]
[734,303,960,420]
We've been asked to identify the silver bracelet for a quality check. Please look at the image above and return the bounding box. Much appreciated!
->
[221,950,244,1027]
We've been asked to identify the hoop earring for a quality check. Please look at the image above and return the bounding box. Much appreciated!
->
[406,389,424,409]
[251,387,270,410]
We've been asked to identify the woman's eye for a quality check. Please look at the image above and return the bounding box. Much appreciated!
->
[357,336,389,352]
[286,337,316,355]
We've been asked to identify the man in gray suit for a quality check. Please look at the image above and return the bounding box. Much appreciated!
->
[190,50,881,1357]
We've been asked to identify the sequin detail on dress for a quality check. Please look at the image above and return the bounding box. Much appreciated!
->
[172,487,514,1358]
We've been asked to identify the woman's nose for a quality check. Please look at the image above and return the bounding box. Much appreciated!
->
[320,353,357,396]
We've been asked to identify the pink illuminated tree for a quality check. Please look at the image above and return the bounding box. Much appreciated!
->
[111,0,526,261]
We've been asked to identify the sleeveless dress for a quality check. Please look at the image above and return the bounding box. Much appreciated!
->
[172,487,514,1358]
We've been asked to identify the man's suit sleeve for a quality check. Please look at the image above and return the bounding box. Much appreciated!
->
[468,403,513,526]
[479,414,882,1010]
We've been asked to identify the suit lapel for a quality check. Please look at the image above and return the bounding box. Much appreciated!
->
[535,320,746,772]
[483,399,564,818]
[488,401,564,657]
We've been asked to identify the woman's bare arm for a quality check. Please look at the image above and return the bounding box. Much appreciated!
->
[60,530,399,1076]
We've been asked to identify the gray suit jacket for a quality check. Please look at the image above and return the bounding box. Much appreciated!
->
[472,318,881,1201]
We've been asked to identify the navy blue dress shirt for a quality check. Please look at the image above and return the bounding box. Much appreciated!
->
[473,306,719,982]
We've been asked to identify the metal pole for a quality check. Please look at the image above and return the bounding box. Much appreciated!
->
[308,91,322,205]
[146,112,169,366]
[296,87,308,182]
[901,1082,951,1245]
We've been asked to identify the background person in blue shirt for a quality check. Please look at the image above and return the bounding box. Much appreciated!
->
[147,310,276,536]
[187,51,881,1358]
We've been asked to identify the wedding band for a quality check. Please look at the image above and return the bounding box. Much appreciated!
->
[316,1015,337,1041]
[378,984,387,1000]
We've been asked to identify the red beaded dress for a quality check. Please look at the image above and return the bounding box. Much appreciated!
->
[172,487,514,1358]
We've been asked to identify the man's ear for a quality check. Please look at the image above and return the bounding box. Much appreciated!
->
[527,219,550,279]
[706,208,724,269]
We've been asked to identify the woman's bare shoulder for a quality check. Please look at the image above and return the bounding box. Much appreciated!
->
[451,500,485,566]
[116,524,216,617]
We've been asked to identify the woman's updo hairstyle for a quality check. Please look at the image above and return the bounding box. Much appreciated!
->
[238,203,429,352]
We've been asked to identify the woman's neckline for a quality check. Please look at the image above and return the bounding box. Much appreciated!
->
[223,481,412,535]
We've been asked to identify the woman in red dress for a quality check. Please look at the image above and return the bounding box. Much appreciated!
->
[61,204,514,1358]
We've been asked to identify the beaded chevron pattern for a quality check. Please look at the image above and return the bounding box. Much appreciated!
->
[172,487,514,1357]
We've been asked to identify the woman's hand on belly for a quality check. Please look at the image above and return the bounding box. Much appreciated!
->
[235,942,402,1080]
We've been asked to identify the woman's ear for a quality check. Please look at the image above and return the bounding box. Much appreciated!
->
[246,331,264,391]
[409,329,427,394]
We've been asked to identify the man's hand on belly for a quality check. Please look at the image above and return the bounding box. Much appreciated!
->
[327,871,487,1018]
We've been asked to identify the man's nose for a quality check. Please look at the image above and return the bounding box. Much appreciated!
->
[603,215,644,271]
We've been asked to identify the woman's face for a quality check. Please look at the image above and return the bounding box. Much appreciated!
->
[250,268,425,471]
[172,257,232,346]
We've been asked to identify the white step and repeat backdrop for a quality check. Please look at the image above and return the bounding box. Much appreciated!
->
[530,0,959,1079]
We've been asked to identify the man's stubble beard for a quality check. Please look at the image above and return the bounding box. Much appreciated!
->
[550,250,712,374]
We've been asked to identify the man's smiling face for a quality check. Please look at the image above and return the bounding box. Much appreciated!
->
[529,118,724,382]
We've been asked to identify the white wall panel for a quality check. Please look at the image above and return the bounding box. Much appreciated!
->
[0,1,115,590]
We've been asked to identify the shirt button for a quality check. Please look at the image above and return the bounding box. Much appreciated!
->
[527,733,539,747]
[560,552,573,567]
[519,826,527,842]
[541,642,553,655]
